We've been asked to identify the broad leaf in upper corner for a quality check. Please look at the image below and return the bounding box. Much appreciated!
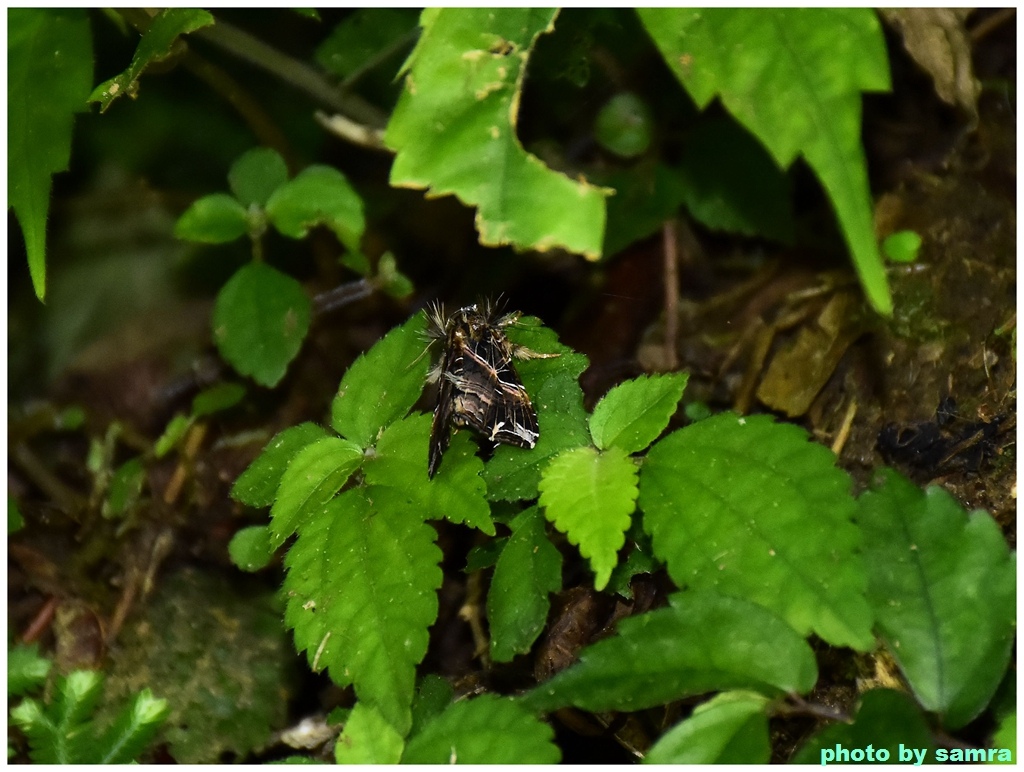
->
[858,469,1016,729]
[638,8,892,314]
[283,490,442,734]
[386,8,611,260]
[638,413,874,651]
[89,9,214,112]
[212,263,312,387]
[9,8,93,300]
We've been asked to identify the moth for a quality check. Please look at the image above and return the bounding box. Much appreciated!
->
[425,301,557,478]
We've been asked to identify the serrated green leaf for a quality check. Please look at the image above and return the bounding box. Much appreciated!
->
[645,691,771,764]
[524,590,817,713]
[191,382,246,417]
[265,165,365,255]
[539,446,637,590]
[402,694,559,764]
[175,193,250,244]
[488,508,562,662]
[89,9,213,112]
[212,263,312,387]
[284,489,442,734]
[638,8,892,315]
[228,148,289,208]
[858,470,1016,729]
[334,702,404,764]
[9,8,93,300]
[484,368,590,502]
[269,436,363,549]
[790,689,934,764]
[364,414,493,535]
[589,372,688,453]
[94,689,169,764]
[677,116,795,242]
[331,314,430,447]
[232,422,329,508]
[12,670,105,763]
[228,525,274,572]
[639,413,874,650]
[8,643,51,697]
[386,8,611,260]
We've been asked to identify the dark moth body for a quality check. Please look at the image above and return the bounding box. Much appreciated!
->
[427,303,542,479]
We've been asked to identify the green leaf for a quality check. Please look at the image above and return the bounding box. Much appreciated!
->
[488,508,562,662]
[402,694,559,764]
[265,165,365,255]
[882,229,922,263]
[212,263,312,387]
[228,525,275,572]
[677,116,795,242]
[539,446,637,590]
[103,457,146,519]
[190,382,246,417]
[589,372,688,453]
[9,493,26,534]
[991,712,1016,764]
[9,8,93,300]
[410,674,455,738]
[334,702,404,764]
[644,691,771,764]
[595,92,653,158]
[154,414,192,458]
[284,489,442,734]
[386,8,611,260]
[524,590,817,713]
[269,436,364,549]
[858,470,1016,729]
[790,689,934,764]
[228,148,289,208]
[174,193,250,244]
[8,644,51,697]
[11,670,104,763]
[89,9,214,112]
[364,414,493,535]
[231,422,329,508]
[331,314,430,448]
[601,162,689,257]
[639,413,874,651]
[638,8,893,315]
[94,689,169,764]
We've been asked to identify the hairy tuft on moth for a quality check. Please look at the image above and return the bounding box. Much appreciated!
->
[424,301,557,478]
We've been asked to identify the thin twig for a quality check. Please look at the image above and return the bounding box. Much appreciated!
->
[662,220,680,371]
[11,443,87,515]
[830,398,858,456]
[315,111,388,152]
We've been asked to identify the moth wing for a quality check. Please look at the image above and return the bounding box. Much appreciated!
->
[428,345,458,479]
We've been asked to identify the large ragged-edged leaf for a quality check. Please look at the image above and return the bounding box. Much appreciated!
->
[488,507,562,662]
[331,314,429,448]
[212,262,312,387]
[539,445,638,590]
[402,694,559,764]
[524,590,817,713]
[386,8,610,259]
[645,691,771,764]
[268,436,363,549]
[284,490,442,734]
[9,8,93,300]
[363,414,493,535]
[858,470,1016,729]
[638,8,892,314]
[639,413,874,651]
[90,9,214,112]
